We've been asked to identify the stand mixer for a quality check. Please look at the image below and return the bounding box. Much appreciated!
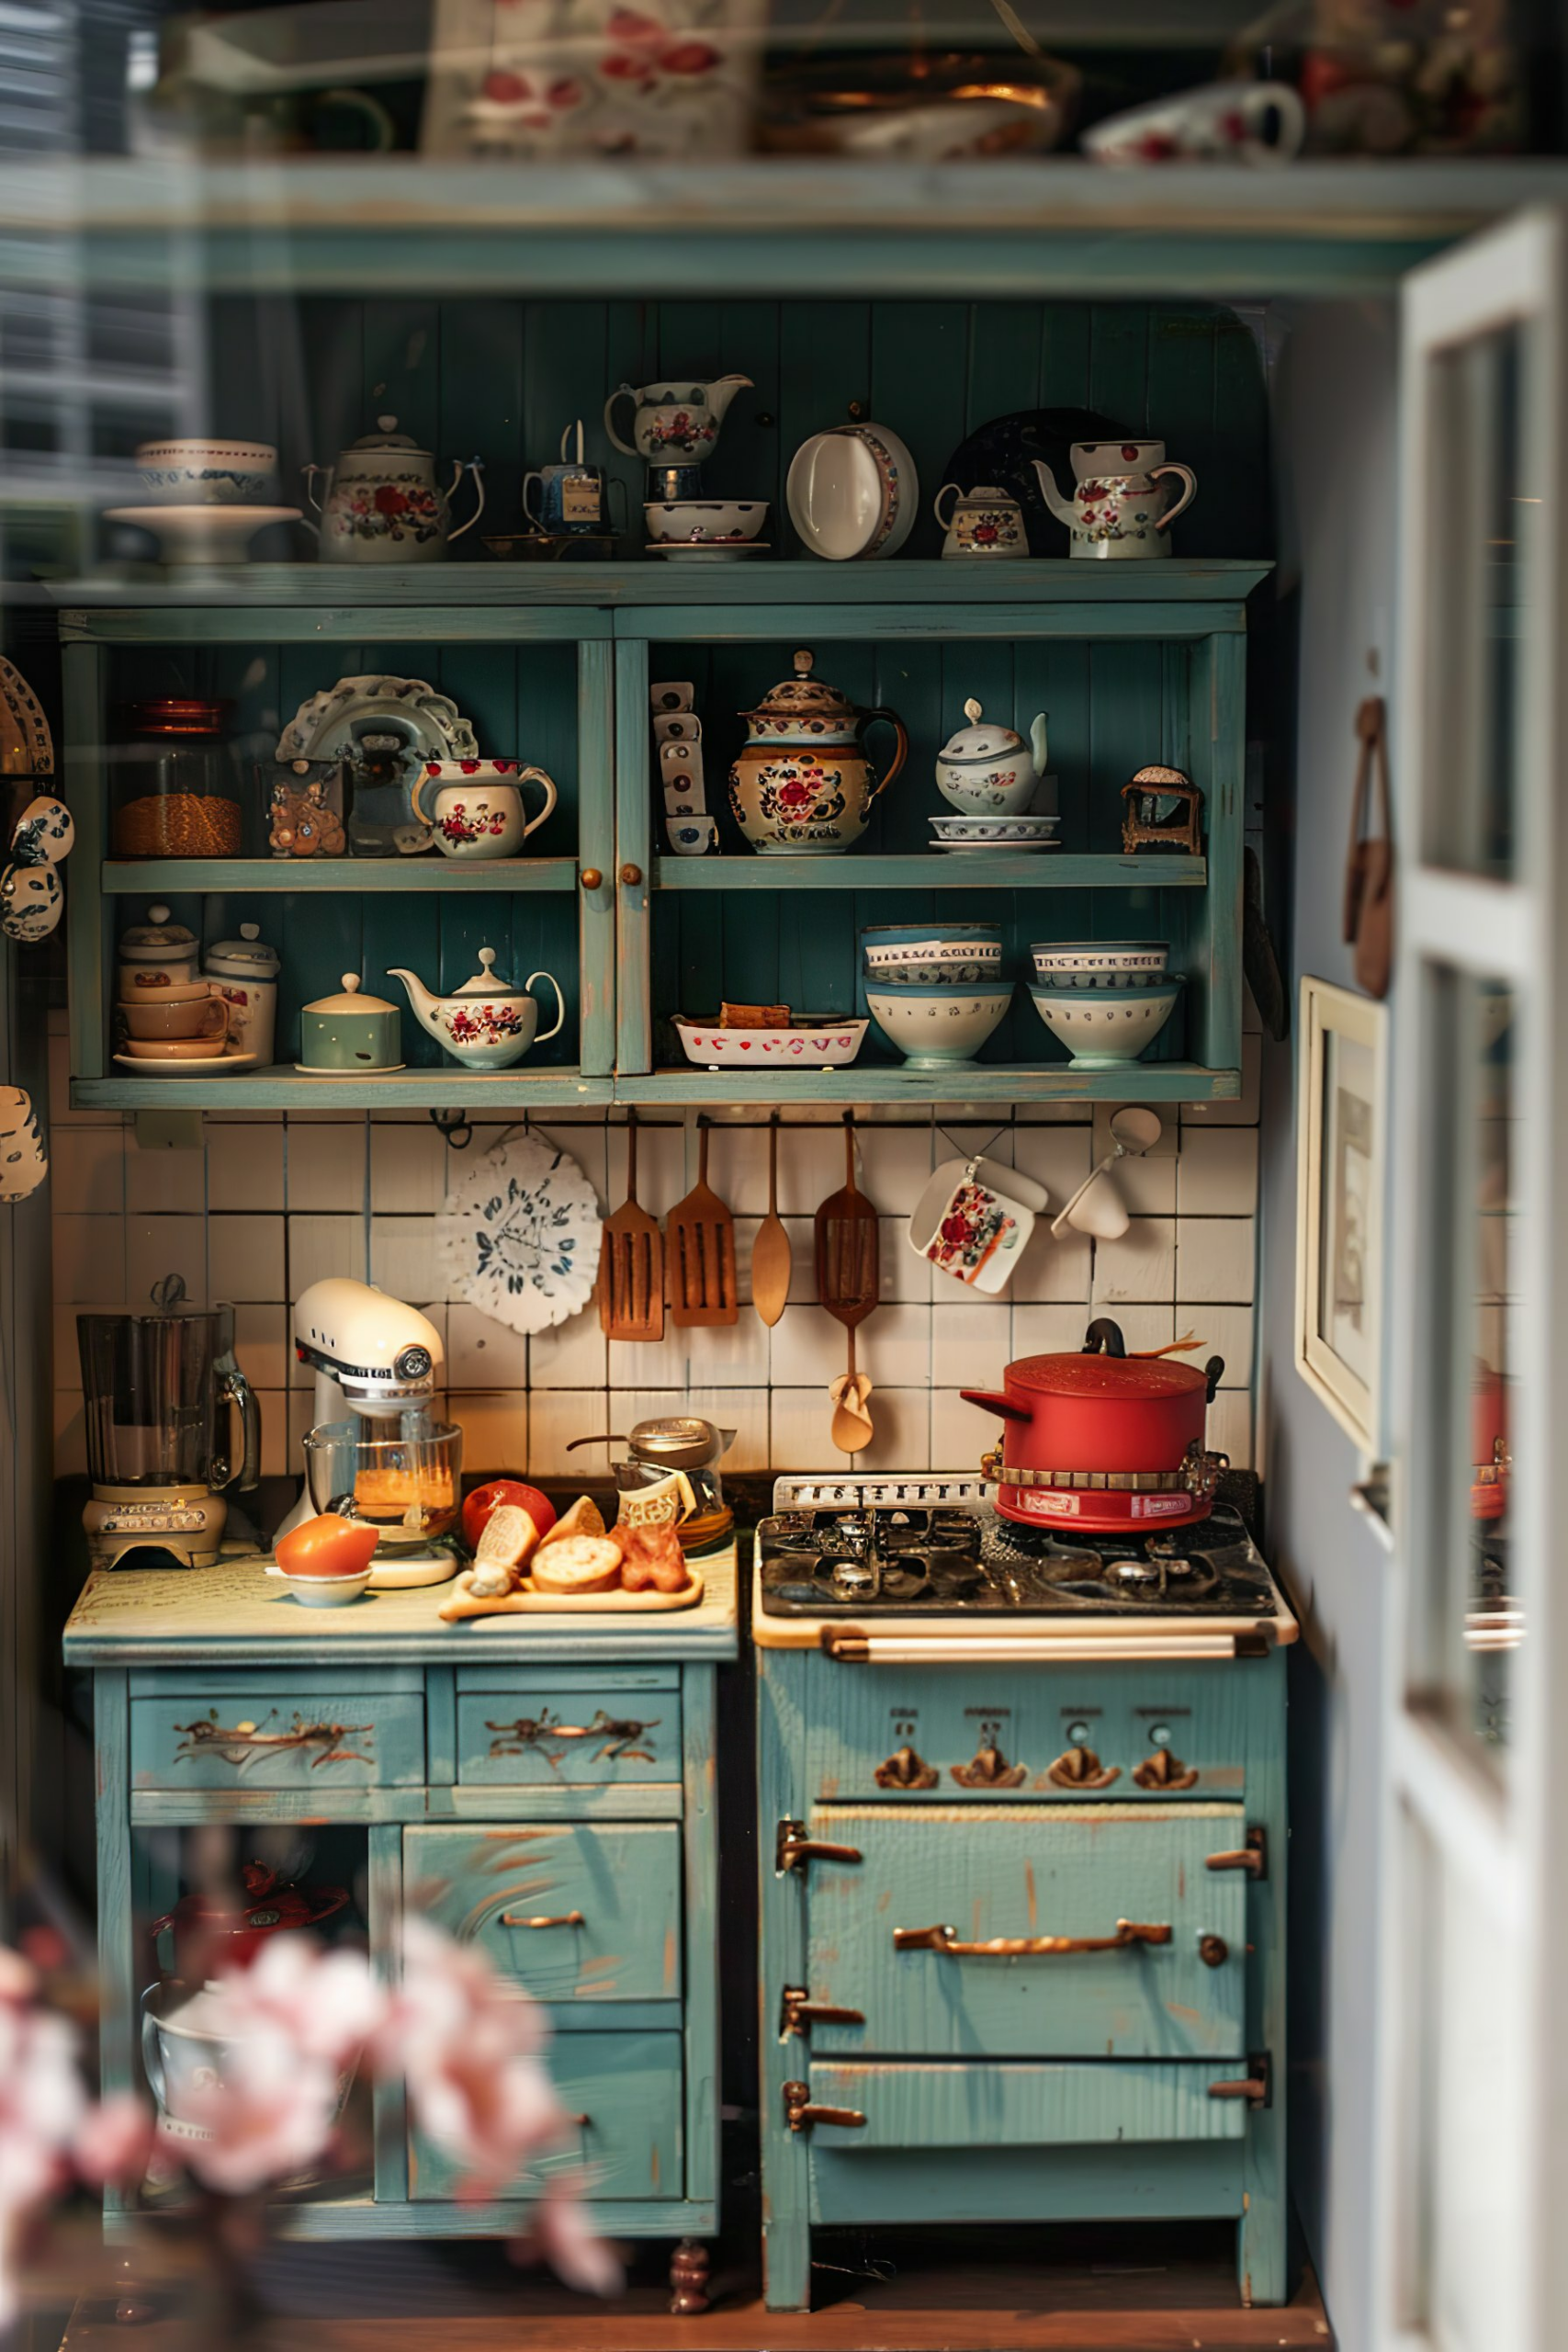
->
[277,1277,461,1588]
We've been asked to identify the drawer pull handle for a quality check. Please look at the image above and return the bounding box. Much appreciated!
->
[784,2081,867,2133]
[776,1820,862,1872]
[1206,1827,1268,1879]
[500,1910,585,1930]
[894,1918,1171,1959]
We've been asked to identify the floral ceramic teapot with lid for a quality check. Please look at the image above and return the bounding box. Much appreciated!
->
[304,416,485,566]
[730,650,908,856]
[388,947,566,1071]
[936,699,1048,818]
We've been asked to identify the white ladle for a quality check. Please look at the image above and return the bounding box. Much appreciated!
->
[1050,1106,1164,1240]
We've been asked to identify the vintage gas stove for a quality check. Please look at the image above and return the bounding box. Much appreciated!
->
[753,1475,1293,2313]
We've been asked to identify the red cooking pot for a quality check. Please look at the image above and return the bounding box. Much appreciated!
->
[152,1861,348,1979]
[962,1317,1228,1533]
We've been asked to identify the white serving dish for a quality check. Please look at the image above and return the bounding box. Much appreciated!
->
[674,1015,868,1070]
[112,1050,258,1077]
[865,984,1011,1071]
[646,541,771,562]
[106,505,302,565]
[644,500,768,544]
[1029,978,1182,1067]
[265,1562,373,1608]
[1031,940,1170,987]
[786,423,919,561]
[135,438,276,504]
[930,814,1060,843]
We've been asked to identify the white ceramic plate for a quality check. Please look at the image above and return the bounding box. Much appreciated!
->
[435,1134,603,1335]
[931,836,1060,854]
[113,1051,258,1076]
[646,541,772,561]
[105,506,301,565]
[294,1061,406,1075]
[787,423,920,562]
[674,1016,868,1069]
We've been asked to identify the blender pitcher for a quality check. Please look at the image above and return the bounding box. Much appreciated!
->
[77,1282,260,1567]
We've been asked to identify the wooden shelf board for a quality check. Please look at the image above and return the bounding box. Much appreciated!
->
[73,1067,613,1110]
[618,1063,1238,1105]
[99,857,578,895]
[655,853,1205,891]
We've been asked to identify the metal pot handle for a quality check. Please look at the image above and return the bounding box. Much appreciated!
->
[1205,1356,1225,1403]
[1082,1318,1126,1358]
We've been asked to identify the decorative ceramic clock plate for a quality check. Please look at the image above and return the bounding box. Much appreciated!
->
[436,1135,603,1335]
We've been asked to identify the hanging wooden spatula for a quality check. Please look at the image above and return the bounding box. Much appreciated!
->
[751,1113,792,1329]
[668,1119,738,1328]
[599,1107,663,1343]
[816,1113,879,1453]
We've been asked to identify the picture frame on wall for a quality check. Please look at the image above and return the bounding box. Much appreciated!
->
[1295,975,1386,1452]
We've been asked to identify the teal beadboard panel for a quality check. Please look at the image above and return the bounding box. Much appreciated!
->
[130,1692,425,1790]
[807,2139,1246,2231]
[804,1802,1247,2060]
[805,2060,1249,2149]
[208,295,1268,564]
[410,2030,682,2203]
[404,1822,682,2004]
[456,1690,680,1786]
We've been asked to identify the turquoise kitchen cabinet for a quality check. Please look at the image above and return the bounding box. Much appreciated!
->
[63,1559,736,2268]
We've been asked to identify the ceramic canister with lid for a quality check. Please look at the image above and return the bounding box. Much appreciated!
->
[297,974,403,1073]
[118,903,201,998]
[205,922,280,1064]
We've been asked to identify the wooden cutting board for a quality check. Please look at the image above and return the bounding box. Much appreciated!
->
[668,1121,738,1327]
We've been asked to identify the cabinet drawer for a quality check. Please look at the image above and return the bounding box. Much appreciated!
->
[404,1824,682,2004]
[457,1690,679,1786]
[805,1802,1246,2059]
[803,2059,1248,2150]
[412,2030,682,2201]
[130,1692,424,1789]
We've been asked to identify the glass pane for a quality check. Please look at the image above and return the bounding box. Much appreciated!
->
[1414,970,1519,1764]
[1424,324,1526,879]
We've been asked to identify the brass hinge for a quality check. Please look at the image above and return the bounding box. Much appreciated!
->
[776,1817,863,1873]
[1208,2052,1272,2109]
[783,2079,867,2133]
[1206,1825,1268,1881]
[781,1985,866,2040]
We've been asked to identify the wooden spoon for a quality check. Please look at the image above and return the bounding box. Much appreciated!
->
[751,1114,792,1329]
[816,1114,879,1455]
[829,1327,874,1454]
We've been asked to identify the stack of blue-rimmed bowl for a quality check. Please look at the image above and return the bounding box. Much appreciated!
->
[1026,940,1182,1069]
[860,922,1013,1071]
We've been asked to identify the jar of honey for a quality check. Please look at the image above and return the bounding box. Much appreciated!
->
[111,700,242,859]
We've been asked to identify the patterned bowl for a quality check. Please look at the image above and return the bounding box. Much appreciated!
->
[674,1015,868,1070]
[862,922,1001,964]
[930,815,1059,843]
[1031,941,1170,988]
[1029,978,1182,1068]
[863,956,999,986]
[865,983,1012,1070]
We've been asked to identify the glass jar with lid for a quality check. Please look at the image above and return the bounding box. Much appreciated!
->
[111,699,243,859]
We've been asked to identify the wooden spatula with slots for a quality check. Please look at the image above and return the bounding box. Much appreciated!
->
[599,1108,663,1343]
[668,1120,738,1327]
[815,1114,879,1453]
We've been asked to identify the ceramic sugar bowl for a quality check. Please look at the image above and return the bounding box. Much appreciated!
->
[729,650,908,855]
[933,481,1029,560]
[297,974,403,1073]
[304,416,485,565]
[936,700,1048,817]
[388,948,565,1070]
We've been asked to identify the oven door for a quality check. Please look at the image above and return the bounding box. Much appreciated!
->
[804,1802,1246,2059]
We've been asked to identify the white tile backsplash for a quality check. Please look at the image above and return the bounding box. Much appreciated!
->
[50,1096,1265,1483]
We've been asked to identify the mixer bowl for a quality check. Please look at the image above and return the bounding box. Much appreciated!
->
[301,1419,462,1553]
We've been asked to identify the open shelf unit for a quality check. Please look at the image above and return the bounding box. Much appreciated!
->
[62,560,1265,1111]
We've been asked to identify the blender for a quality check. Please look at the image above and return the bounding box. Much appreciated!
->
[77,1282,261,1568]
[570,1417,736,1550]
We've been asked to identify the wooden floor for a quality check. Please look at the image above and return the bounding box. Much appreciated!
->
[56,2228,1332,2351]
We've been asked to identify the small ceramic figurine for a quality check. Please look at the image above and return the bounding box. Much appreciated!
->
[729,650,908,855]
[1032,438,1197,559]
[933,482,1029,560]
[268,772,346,858]
[935,700,1048,817]
[304,417,485,565]
[389,948,566,1069]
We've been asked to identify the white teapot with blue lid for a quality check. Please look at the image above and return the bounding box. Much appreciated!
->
[935,700,1048,818]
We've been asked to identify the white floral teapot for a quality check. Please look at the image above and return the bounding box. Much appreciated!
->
[935,699,1048,818]
[388,948,565,1070]
[304,417,485,565]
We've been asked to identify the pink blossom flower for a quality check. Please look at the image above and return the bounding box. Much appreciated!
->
[73,2094,153,2186]
[531,2176,624,2297]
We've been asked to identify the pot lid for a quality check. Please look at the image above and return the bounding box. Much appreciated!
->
[118,902,197,956]
[1007,1323,1211,1400]
[303,972,400,1017]
[450,946,523,998]
[745,649,856,724]
[939,697,1026,763]
[206,922,279,978]
[628,1415,734,1468]
[344,413,428,457]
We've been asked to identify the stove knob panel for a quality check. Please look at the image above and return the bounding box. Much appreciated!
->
[952,1738,1028,1791]
[1132,1747,1200,1791]
[1045,1743,1122,1791]
[874,1744,939,1792]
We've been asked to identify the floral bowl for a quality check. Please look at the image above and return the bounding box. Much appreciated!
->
[865,983,1012,1070]
[1029,978,1182,1068]
[1031,940,1170,988]
[674,1015,868,1070]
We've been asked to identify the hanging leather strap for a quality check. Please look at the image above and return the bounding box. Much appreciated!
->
[1343,695,1393,999]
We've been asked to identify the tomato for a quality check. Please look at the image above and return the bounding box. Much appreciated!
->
[274,1513,379,1578]
[462,1479,557,1554]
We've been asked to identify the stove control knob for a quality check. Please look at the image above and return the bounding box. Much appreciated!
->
[1133,1747,1200,1791]
[1045,1743,1122,1791]
[952,1739,1028,1791]
[874,1744,939,1792]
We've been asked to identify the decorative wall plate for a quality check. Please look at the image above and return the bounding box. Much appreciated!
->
[275,677,479,857]
[0,657,54,776]
[436,1134,603,1335]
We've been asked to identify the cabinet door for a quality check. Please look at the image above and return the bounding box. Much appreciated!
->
[804,1802,1246,2058]
[405,1823,682,2003]
[411,2030,682,2201]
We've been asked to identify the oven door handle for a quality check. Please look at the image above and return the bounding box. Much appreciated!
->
[823,1631,1251,1664]
[894,1919,1171,1958]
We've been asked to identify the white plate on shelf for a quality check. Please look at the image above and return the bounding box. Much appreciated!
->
[786,423,919,562]
[645,541,772,562]
[113,1051,258,1077]
[294,1062,406,1075]
[104,506,301,566]
[930,835,1061,854]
